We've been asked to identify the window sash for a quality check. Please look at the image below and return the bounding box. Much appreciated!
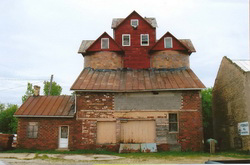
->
[122,34,130,46]
[169,113,178,132]
[164,37,173,48]
[141,34,149,46]
[131,19,139,27]
[101,38,109,49]
[27,122,38,138]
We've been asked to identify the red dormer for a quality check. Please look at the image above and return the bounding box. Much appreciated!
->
[112,11,157,69]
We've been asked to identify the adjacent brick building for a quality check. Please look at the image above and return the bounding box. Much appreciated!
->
[15,11,205,152]
[213,56,250,151]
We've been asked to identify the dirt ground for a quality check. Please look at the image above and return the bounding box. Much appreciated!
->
[1,155,248,165]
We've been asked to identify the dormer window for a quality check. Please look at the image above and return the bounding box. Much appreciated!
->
[131,19,139,28]
[101,38,109,49]
[141,34,149,46]
[122,34,130,46]
[164,37,173,48]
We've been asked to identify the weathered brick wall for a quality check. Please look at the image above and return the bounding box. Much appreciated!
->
[179,91,203,151]
[150,50,190,69]
[0,134,14,150]
[84,51,123,69]
[76,91,203,152]
[17,118,82,150]
[213,57,250,151]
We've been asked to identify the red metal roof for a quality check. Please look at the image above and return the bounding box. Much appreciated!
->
[71,68,205,91]
[14,96,75,117]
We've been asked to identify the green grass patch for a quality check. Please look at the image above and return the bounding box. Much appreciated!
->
[1,149,249,159]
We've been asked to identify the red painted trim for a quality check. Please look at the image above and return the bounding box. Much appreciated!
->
[150,31,190,52]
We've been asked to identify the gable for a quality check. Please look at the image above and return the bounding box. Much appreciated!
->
[150,32,189,52]
[86,32,123,52]
[113,11,156,30]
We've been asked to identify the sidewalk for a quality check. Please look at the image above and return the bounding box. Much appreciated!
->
[0,153,123,161]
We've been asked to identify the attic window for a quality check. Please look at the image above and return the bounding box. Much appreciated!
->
[141,34,149,46]
[122,34,130,46]
[131,19,139,28]
[164,37,173,48]
[101,38,109,49]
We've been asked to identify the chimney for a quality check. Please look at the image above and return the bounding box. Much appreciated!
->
[33,85,40,96]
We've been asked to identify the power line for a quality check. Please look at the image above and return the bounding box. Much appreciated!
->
[0,80,44,92]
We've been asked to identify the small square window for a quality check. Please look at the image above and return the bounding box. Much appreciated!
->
[101,38,109,49]
[27,122,38,138]
[131,19,139,28]
[169,113,178,132]
[122,34,130,46]
[141,34,149,46]
[164,37,173,48]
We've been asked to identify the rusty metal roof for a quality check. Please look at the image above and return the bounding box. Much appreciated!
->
[111,17,158,29]
[14,96,75,118]
[71,68,205,91]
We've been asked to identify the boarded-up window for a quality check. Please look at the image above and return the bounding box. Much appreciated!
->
[164,37,173,48]
[121,120,155,143]
[96,121,116,144]
[101,38,109,49]
[169,114,178,132]
[27,122,38,138]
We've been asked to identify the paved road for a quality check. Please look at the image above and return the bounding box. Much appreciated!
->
[0,160,9,165]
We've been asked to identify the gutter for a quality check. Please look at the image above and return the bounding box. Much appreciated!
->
[72,88,204,93]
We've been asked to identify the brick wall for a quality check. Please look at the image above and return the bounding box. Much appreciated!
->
[0,134,14,150]
[17,118,82,150]
[213,57,250,151]
[84,51,123,69]
[150,50,190,69]
[76,91,203,152]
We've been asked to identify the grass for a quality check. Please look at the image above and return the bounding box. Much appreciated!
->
[1,149,249,159]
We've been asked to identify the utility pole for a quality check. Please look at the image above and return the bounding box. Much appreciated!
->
[48,74,53,96]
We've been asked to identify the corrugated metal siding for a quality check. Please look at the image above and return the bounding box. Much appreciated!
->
[15,96,75,117]
[71,68,205,91]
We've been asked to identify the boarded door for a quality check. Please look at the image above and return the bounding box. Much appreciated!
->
[121,120,155,143]
[96,121,116,144]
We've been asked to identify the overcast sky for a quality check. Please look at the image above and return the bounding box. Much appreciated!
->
[0,0,249,105]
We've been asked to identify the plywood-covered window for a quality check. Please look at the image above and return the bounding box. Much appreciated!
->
[27,122,38,138]
[97,121,116,144]
[122,34,130,46]
[169,113,178,132]
[141,34,149,46]
[101,38,109,49]
[164,37,173,48]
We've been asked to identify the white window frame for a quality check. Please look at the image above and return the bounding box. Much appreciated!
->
[122,34,130,46]
[164,37,173,48]
[101,38,109,49]
[141,34,149,46]
[131,19,139,28]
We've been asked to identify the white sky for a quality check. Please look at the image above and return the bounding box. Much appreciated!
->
[0,0,249,105]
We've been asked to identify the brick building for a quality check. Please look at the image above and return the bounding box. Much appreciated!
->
[15,11,205,152]
[213,56,250,151]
